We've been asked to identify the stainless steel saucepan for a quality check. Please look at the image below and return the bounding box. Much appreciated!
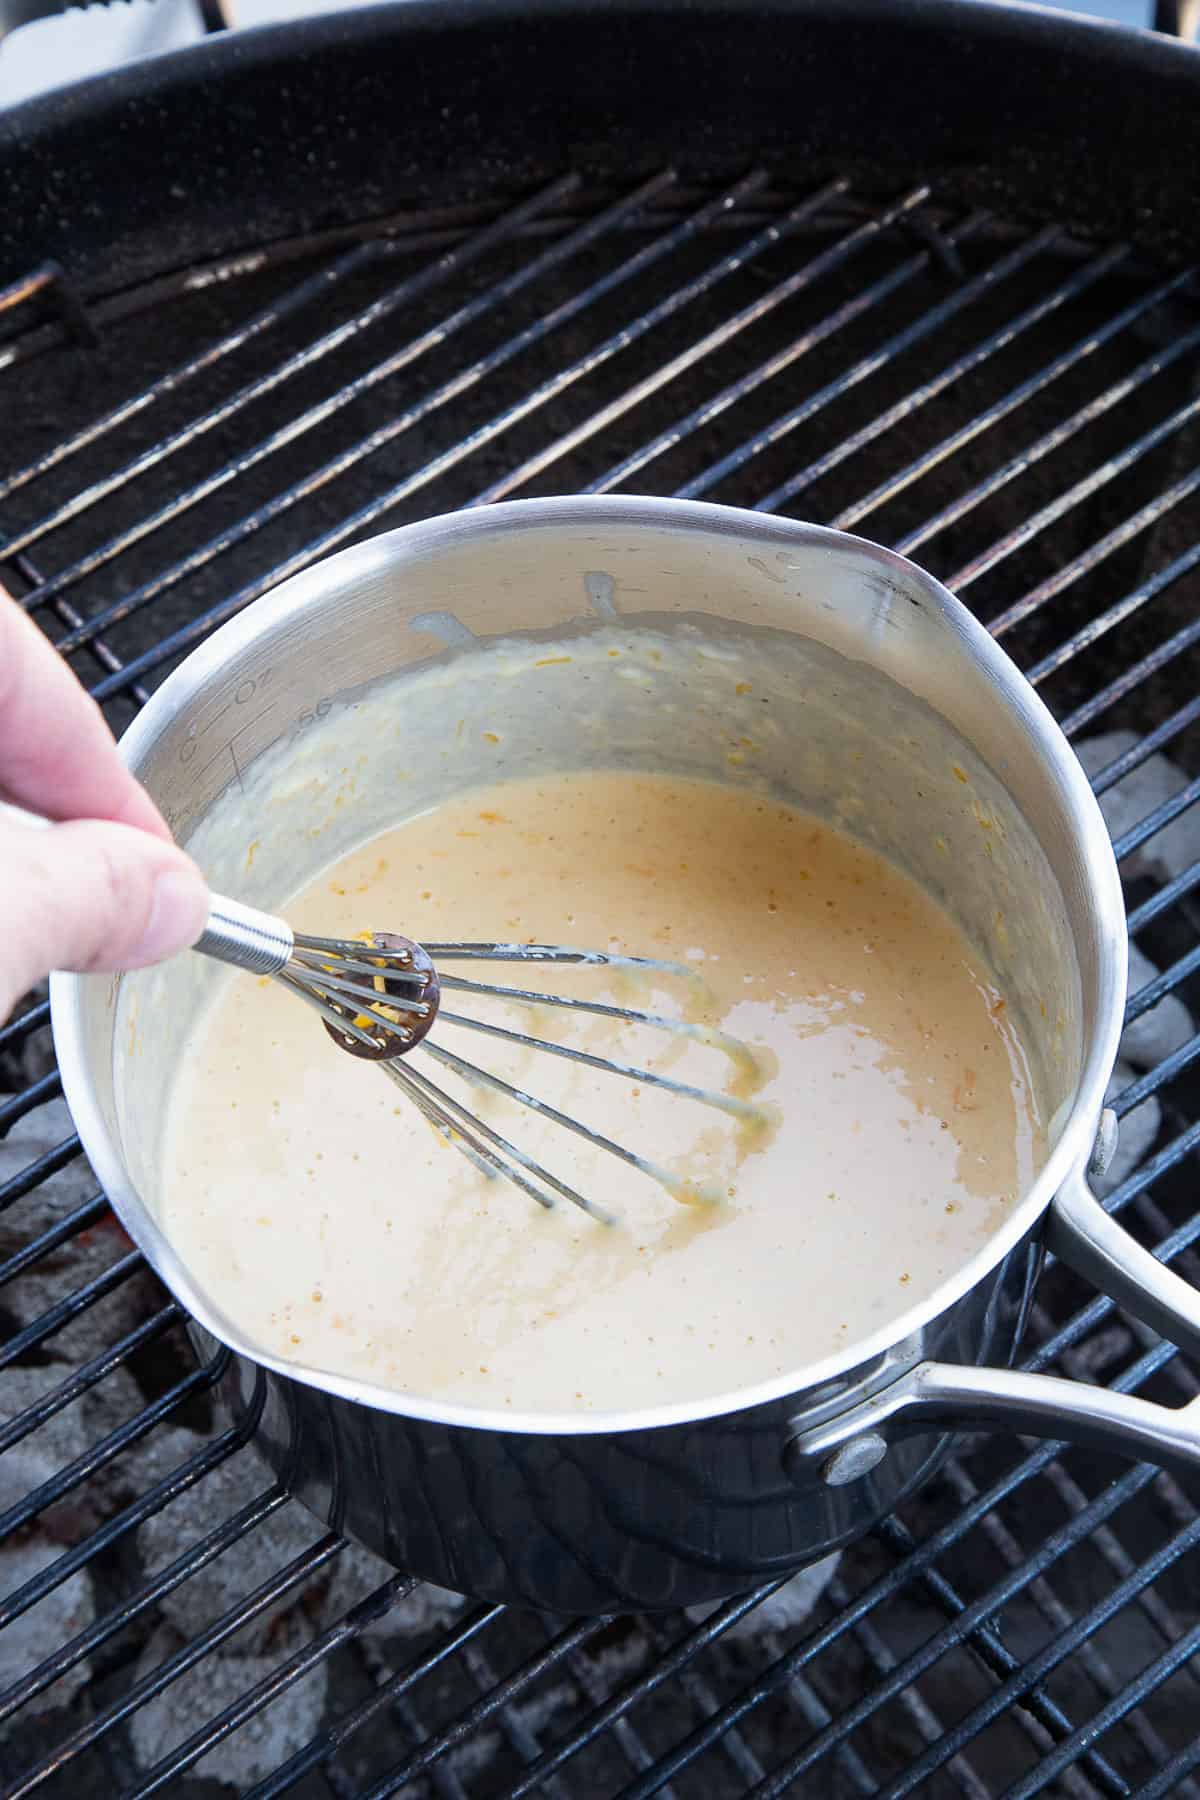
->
[49,498,1200,1614]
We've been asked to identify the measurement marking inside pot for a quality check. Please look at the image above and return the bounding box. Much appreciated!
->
[194,705,277,782]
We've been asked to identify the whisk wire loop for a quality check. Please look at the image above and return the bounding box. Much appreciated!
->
[193,897,769,1223]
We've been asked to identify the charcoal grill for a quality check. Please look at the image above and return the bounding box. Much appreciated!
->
[3,0,1200,1791]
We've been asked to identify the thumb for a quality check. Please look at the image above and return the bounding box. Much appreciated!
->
[0,815,210,1019]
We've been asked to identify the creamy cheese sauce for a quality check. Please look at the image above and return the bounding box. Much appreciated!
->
[160,770,1043,1414]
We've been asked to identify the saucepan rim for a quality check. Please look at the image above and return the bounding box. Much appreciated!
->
[50,496,1128,1437]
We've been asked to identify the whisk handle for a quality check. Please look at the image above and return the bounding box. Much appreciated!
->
[2,801,293,978]
[194,895,294,977]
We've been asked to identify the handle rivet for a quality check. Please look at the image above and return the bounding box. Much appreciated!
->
[821,1433,889,1486]
[1088,1108,1120,1180]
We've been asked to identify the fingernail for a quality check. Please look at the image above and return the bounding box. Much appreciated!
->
[129,870,210,965]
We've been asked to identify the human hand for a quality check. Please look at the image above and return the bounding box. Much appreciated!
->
[0,585,210,1021]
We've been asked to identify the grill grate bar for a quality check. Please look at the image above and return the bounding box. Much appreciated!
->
[386,1691,471,1800]
[752,237,1121,517]
[0,239,392,504]
[14,175,603,622]
[471,180,943,504]
[829,1584,996,1800]
[0,1363,218,1544]
[0,1247,139,1372]
[0,1070,62,1135]
[1028,535,1200,687]
[1137,1736,1200,1800]
[0,1418,245,1634]
[559,1628,688,1795]
[1125,945,1200,1024]
[121,1568,413,1800]
[1061,599,1200,737]
[872,1514,1128,1798]
[0,173,583,544]
[501,1584,788,1800]
[867,1509,1200,1800]
[11,1535,347,1799]
[458,1638,573,1800]
[0,1301,178,1456]
[841,266,1194,537]
[0,1130,84,1209]
[76,167,785,694]
[6,542,151,706]
[0,1483,290,1721]
[728,1458,1169,1800]
[1088,694,1200,794]
[243,1603,505,1798]
[1038,1453,1200,1699]
[52,604,147,707]
[894,296,1200,558]
[942,1457,1200,1797]
[639,1616,769,1789]
[361,1620,603,1800]
[0,1189,108,1279]
[1127,856,1200,934]
[1113,773,1200,864]
[0,996,49,1059]
[1029,1298,1196,1406]
[1032,1284,1153,1379]
[1109,1030,1200,1115]
[1005,1616,1200,1800]
[0,264,95,372]
[0,264,61,330]
[980,450,1200,629]
[698,221,1062,505]
[616,1347,1183,1800]
[684,217,1065,504]
[771,1669,879,1797]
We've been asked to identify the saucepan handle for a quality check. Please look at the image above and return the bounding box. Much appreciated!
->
[1046,1160,1200,1361]
[786,1160,1200,1487]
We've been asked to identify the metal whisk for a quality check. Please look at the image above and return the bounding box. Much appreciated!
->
[198,895,769,1224]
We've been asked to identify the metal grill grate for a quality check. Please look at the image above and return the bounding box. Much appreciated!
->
[1,169,1200,1797]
